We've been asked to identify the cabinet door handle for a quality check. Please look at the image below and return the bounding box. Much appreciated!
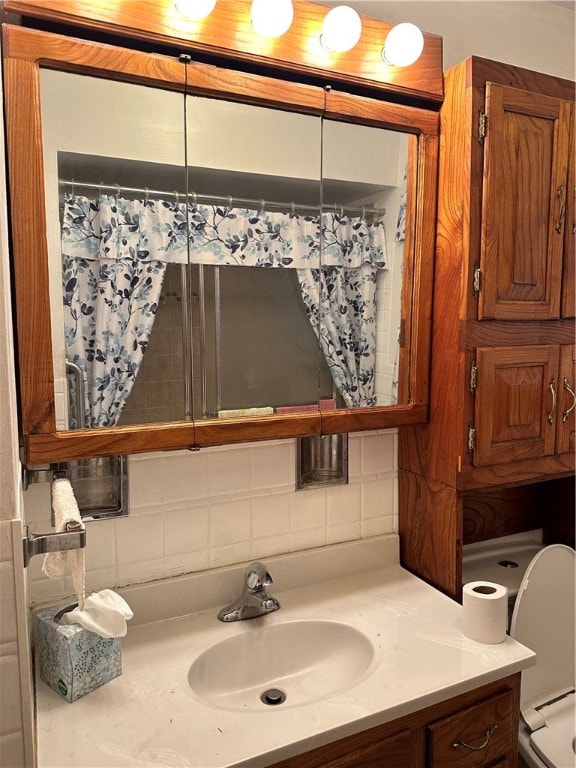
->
[547,378,557,424]
[452,723,497,751]
[555,185,566,233]
[562,378,576,423]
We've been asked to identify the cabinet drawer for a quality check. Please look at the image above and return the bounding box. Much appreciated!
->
[427,690,515,767]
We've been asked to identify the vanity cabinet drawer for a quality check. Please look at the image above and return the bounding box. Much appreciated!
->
[426,689,515,767]
[269,728,417,768]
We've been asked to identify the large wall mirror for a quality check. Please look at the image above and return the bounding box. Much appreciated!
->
[3,23,438,463]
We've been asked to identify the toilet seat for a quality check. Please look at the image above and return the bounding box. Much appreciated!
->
[510,545,575,768]
[529,693,575,768]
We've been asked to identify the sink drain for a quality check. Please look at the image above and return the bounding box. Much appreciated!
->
[261,688,286,706]
[498,559,519,568]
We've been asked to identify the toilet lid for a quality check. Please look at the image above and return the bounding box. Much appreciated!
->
[510,545,575,725]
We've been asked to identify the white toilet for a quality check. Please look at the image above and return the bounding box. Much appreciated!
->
[509,544,575,768]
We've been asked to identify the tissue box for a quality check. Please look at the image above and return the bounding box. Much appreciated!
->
[34,602,122,702]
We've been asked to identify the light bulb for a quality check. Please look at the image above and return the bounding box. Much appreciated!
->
[251,0,294,38]
[320,6,362,53]
[382,23,424,67]
[174,0,217,21]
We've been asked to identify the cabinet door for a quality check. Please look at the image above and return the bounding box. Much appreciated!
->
[561,105,575,318]
[480,83,572,320]
[557,345,576,454]
[427,689,516,768]
[474,345,559,466]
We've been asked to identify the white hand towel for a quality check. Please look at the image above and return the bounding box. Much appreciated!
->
[59,589,133,637]
[42,478,86,610]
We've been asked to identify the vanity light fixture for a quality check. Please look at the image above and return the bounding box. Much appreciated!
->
[320,5,362,53]
[174,0,217,21]
[251,0,294,38]
[382,22,424,67]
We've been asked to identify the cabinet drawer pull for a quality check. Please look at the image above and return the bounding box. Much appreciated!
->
[547,378,557,424]
[555,185,566,233]
[562,378,576,423]
[452,723,497,751]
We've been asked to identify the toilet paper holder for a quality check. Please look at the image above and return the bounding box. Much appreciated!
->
[22,523,86,568]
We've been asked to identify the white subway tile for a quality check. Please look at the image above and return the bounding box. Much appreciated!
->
[251,532,292,560]
[161,453,209,503]
[208,449,251,497]
[209,541,252,568]
[347,435,362,478]
[0,562,17,644]
[0,521,13,563]
[0,654,22,733]
[84,520,116,572]
[362,515,395,538]
[252,494,290,538]
[164,506,209,557]
[127,457,164,509]
[361,478,395,520]
[327,484,361,525]
[114,515,163,566]
[289,527,327,552]
[162,551,210,577]
[250,443,293,489]
[22,484,52,525]
[360,432,396,475]
[209,500,251,549]
[290,488,327,532]
[326,522,361,545]
[0,731,25,768]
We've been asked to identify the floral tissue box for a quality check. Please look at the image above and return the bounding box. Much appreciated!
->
[34,602,122,702]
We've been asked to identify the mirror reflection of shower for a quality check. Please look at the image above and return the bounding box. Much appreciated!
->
[41,70,409,428]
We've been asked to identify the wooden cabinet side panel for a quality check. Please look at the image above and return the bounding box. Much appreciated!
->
[399,470,462,600]
[399,61,477,487]
[561,105,575,318]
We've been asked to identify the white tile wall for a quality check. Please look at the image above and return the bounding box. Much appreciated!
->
[0,521,32,768]
[24,431,398,606]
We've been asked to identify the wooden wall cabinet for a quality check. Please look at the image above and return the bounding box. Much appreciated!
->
[269,674,520,768]
[399,57,575,601]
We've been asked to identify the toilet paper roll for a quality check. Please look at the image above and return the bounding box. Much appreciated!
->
[462,581,508,644]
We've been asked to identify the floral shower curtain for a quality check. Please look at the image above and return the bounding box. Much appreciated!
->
[62,194,188,427]
[62,193,387,424]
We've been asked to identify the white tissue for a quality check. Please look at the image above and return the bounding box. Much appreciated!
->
[59,589,133,638]
[42,479,86,611]
[463,580,508,644]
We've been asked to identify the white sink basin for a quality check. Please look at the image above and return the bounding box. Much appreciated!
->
[188,619,374,709]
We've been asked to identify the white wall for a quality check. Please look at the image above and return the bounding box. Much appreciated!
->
[321,0,575,80]
[1,3,574,766]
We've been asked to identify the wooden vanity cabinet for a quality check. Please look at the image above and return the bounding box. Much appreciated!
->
[398,57,575,601]
[268,674,521,768]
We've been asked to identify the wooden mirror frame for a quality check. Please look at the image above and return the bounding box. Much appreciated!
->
[3,1,440,464]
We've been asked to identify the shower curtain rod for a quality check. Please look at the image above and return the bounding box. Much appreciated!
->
[59,179,385,217]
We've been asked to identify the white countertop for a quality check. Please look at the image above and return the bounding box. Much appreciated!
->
[35,537,536,768]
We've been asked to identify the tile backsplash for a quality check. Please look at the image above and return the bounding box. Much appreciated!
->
[24,431,398,606]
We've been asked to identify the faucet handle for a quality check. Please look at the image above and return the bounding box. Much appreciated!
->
[244,561,272,590]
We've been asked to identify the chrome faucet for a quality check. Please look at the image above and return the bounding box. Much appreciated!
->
[217,561,280,622]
